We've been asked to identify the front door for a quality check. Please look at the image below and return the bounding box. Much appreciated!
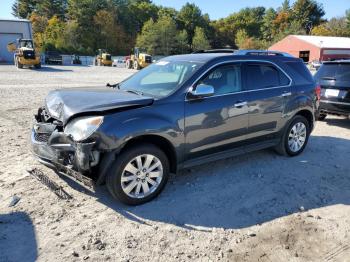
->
[184,63,249,161]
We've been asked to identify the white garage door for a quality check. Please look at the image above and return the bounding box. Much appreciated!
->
[0,33,22,63]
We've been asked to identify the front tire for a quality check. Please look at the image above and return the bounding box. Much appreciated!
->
[16,57,23,69]
[133,60,140,70]
[275,115,310,156]
[106,144,170,205]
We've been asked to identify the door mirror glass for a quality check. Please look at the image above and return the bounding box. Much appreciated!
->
[189,84,214,99]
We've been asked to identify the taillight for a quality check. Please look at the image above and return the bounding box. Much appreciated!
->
[315,85,321,100]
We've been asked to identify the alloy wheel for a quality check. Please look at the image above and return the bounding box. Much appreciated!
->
[121,154,163,199]
[288,122,307,152]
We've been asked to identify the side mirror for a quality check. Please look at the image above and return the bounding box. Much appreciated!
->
[188,84,214,99]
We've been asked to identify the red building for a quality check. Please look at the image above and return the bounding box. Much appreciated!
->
[269,35,350,62]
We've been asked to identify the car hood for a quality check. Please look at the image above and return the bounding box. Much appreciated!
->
[45,88,154,124]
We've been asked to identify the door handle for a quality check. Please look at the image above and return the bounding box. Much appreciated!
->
[234,101,247,108]
[281,92,292,97]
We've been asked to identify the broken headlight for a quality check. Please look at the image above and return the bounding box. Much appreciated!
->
[64,116,103,141]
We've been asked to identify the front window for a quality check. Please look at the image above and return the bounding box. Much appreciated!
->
[119,60,203,98]
[197,64,242,95]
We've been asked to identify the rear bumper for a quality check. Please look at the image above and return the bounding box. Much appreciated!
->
[320,100,350,116]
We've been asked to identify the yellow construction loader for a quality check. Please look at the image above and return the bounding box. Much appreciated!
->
[125,47,152,70]
[7,39,41,69]
[95,49,112,66]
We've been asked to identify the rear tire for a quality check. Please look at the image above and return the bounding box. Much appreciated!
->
[318,113,327,121]
[275,115,310,156]
[106,144,170,205]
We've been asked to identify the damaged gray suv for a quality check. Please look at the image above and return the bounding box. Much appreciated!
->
[31,50,319,205]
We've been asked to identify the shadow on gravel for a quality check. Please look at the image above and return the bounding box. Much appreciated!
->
[34,66,73,72]
[323,117,350,129]
[62,136,350,230]
[0,212,37,262]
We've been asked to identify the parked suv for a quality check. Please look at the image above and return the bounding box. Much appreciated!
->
[45,51,63,65]
[31,51,318,205]
[314,60,350,120]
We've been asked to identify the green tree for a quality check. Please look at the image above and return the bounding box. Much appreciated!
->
[128,0,159,34]
[262,8,277,42]
[312,17,349,37]
[44,15,66,49]
[176,30,189,53]
[29,12,48,50]
[192,27,210,51]
[12,0,37,18]
[178,3,209,46]
[136,19,158,55]
[136,16,180,55]
[157,16,178,55]
[36,0,67,19]
[292,0,325,33]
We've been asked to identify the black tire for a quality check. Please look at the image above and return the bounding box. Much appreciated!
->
[16,58,23,69]
[134,60,140,70]
[106,144,170,205]
[126,60,132,69]
[34,63,41,69]
[275,115,310,157]
[318,113,327,121]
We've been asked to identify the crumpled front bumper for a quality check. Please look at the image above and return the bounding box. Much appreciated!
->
[30,119,99,186]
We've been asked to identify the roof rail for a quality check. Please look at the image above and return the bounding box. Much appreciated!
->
[234,50,294,57]
[192,49,236,54]
[191,49,294,57]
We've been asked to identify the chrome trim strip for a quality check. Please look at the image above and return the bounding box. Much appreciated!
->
[320,100,350,106]
[281,92,292,97]
[186,59,292,101]
[234,101,247,107]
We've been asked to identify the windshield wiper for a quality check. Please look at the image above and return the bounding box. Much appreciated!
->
[321,77,336,80]
[106,82,120,89]
[125,89,144,96]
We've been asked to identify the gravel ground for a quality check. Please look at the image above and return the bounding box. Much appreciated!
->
[0,65,350,262]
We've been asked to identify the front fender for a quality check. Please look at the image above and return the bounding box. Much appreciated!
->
[95,103,184,152]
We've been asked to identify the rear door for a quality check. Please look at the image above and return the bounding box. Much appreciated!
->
[243,61,292,141]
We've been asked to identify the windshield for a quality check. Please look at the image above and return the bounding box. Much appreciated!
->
[19,40,33,48]
[119,60,203,98]
[315,63,350,82]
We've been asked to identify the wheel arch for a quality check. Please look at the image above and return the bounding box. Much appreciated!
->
[294,109,314,130]
[119,134,177,174]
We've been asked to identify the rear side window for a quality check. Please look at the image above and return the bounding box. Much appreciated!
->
[245,63,289,90]
[284,61,313,85]
[315,63,350,81]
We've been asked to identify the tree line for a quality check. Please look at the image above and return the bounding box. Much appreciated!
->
[12,0,350,56]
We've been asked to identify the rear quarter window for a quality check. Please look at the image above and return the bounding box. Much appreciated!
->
[284,61,314,85]
[245,63,290,90]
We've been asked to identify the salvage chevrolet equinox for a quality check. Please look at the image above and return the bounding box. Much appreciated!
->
[31,50,319,205]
